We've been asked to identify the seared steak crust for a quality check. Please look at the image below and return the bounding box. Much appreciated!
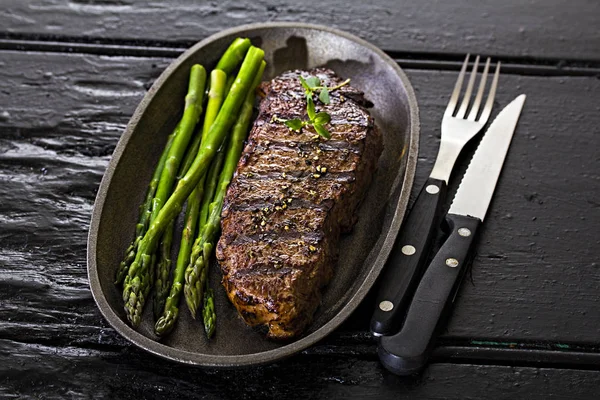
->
[216,68,383,339]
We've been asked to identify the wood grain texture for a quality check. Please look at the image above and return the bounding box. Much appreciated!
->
[1,48,599,397]
[1,0,600,61]
[0,51,170,351]
[2,338,600,399]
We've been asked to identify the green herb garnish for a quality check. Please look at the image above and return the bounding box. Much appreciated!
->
[280,75,350,140]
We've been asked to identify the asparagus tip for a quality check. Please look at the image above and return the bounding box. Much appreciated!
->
[154,309,179,337]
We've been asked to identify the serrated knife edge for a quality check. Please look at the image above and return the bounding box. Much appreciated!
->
[448,94,526,220]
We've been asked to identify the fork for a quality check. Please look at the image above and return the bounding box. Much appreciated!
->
[371,55,500,337]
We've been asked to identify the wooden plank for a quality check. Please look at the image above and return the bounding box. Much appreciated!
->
[409,69,600,345]
[0,52,170,355]
[2,338,600,399]
[1,0,600,61]
[0,49,598,360]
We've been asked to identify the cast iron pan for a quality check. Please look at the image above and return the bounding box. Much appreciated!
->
[87,22,419,367]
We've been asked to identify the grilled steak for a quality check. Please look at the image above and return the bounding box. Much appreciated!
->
[216,68,383,339]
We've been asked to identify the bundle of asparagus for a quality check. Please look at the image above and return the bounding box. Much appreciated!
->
[115,38,266,339]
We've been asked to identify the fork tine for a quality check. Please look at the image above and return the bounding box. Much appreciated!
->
[478,61,501,124]
[455,55,480,119]
[444,54,470,118]
[467,57,491,121]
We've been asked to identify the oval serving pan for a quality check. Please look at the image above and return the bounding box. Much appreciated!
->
[88,22,419,367]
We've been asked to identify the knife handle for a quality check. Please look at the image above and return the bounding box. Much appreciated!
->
[378,213,481,375]
[371,177,447,337]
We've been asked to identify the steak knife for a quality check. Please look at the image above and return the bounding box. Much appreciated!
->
[378,94,526,375]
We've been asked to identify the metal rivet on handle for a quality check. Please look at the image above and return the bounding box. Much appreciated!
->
[458,227,471,237]
[379,300,394,312]
[446,258,459,268]
[426,184,440,194]
[401,245,416,256]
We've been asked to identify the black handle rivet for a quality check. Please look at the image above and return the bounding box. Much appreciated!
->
[379,300,394,311]
[458,227,471,237]
[426,184,440,194]
[401,245,416,255]
[446,258,459,268]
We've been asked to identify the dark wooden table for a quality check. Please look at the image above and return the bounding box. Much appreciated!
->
[1,1,599,398]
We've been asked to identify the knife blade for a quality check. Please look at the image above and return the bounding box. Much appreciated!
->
[377,94,526,375]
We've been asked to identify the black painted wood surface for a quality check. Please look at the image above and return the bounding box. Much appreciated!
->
[2,0,600,61]
[1,1,600,398]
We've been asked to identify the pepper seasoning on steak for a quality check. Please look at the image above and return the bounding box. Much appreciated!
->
[216,68,383,339]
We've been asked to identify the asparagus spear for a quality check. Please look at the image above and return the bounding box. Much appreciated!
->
[154,180,204,336]
[122,64,208,327]
[203,280,216,338]
[123,47,264,327]
[151,66,208,320]
[184,60,266,320]
[224,75,236,98]
[202,70,228,139]
[153,220,174,320]
[114,124,180,285]
[176,68,229,178]
[150,65,207,225]
[153,121,208,319]
[199,149,225,227]
[154,69,227,336]
[177,129,202,180]
[197,69,229,225]
[216,38,251,75]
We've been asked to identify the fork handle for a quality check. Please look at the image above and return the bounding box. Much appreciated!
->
[370,177,447,337]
